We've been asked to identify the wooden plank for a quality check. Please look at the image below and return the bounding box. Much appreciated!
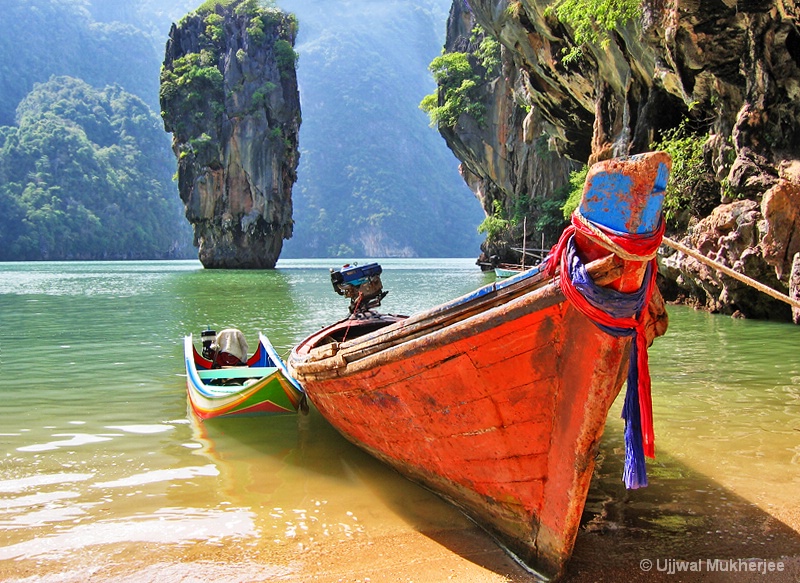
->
[197,367,276,380]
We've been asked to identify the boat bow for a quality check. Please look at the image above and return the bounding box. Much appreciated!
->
[289,152,672,580]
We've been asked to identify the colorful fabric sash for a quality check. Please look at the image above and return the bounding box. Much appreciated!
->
[546,213,664,489]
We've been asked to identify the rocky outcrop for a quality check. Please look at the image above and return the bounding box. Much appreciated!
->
[660,200,792,320]
[439,2,581,266]
[160,0,300,268]
[438,0,800,320]
[760,162,800,279]
[659,162,799,320]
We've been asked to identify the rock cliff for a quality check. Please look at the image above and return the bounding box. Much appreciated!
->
[436,0,800,320]
[160,0,300,268]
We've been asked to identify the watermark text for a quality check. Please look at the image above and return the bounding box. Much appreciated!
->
[640,558,785,575]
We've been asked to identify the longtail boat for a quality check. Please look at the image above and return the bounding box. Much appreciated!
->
[287,152,672,580]
[185,329,305,420]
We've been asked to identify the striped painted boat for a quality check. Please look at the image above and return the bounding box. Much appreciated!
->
[288,152,672,580]
[184,332,305,420]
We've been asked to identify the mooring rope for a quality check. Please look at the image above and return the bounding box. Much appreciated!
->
[661,236,800,311]
[542,209,798,488]
[573,209,662,262]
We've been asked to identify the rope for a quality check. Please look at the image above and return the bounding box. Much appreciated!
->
[573,209,663,261]
[545,211,799,487]
[546,212,665,277]
[662,236,800,311]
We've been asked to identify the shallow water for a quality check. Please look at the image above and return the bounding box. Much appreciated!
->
[0,260,798,582]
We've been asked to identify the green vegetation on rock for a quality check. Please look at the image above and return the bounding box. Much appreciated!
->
[159,51,225,138]
[545,0,642,63]
[161,0,298,146]
[196,0,270,16]
[420,26,501,128]
[651,122,710,229]
[274,39,299,78]
[561,165,589,219]
[478,200,511,243]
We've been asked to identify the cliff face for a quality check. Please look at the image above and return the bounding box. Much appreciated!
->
[439,3,582,264]
[160,1,300,268]
[439,0,800,320]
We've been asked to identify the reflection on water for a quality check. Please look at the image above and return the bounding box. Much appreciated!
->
[1,260,799,581]
[0,506,257,561]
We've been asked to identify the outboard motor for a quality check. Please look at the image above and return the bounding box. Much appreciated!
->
[201,328,217,360]
[330,262,387,314]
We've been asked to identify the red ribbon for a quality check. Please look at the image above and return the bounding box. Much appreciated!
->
[546,213,664,459]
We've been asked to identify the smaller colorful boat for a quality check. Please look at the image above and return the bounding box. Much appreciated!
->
[184,329,305,419]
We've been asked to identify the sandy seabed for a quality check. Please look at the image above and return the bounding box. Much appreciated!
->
[3,407,798,583]
[3,495,798,583]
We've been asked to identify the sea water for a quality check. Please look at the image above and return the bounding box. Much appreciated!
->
[0,259,798,582]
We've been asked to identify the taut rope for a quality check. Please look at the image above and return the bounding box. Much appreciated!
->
[661,237,800,311]
[573,209,662,261]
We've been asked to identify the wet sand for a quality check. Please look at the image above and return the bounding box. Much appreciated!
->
[561,446,800,583]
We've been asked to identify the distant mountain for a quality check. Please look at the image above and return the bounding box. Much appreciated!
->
[0,76,192,260]
[0,0,193,127]
[0,0,485,261]
[277,0,485,258]
[0,0,195,260]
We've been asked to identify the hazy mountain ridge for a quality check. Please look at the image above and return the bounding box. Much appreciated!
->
[0,76,192,260]
[0,0,192,126]
[0,0,197,260]
[278,0,485,258]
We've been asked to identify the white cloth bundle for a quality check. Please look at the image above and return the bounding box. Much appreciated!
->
[213,328,249,363]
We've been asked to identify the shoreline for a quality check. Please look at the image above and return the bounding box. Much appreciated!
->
[5,444,799,583]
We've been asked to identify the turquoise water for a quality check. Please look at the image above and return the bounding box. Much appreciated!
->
[646,306,800,521]
[0,259,798,581]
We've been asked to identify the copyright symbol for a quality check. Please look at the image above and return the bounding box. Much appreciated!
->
[640,559,653,572]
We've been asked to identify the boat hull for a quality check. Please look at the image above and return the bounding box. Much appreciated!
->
[290,271,663,578]
[185,335,304,420]
[495,265,523,278]
[494,262,531,278]
[289,152,671,579]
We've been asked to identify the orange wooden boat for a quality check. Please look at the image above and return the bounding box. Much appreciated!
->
[288,152,672,580]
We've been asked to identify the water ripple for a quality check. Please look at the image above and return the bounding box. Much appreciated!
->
[0,507,257,561]
[0,490,80,511]
[91,464,219,489]
[16,433,113,453]
[0,473,95,493]
[105,424,175,435]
